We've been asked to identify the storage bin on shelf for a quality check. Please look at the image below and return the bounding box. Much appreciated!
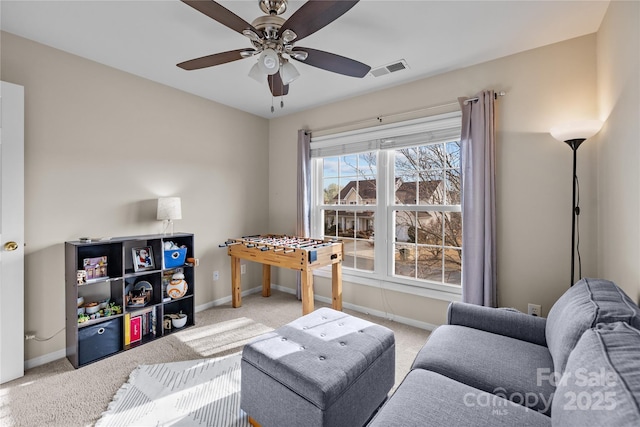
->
[164,248,187,268]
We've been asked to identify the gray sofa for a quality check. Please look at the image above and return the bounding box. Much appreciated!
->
[368,278,640,426]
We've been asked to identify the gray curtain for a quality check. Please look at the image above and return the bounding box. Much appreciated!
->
[296,129,311,300]
[459,91,497,307]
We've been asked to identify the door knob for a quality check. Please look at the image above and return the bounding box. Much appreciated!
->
[4,241,19,251]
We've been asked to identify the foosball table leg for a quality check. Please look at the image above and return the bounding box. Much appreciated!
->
[231,255,242,308]
[301,269,314,315]
[332,262,343,311]
[262,264,271,297]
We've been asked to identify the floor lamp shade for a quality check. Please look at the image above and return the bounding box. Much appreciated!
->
[157,197,182,221]
[550,120,603,143]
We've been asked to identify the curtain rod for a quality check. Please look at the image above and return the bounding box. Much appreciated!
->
[309,90,506,135]
[462,91,507,105]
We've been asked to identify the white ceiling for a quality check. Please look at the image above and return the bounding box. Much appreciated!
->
[1,1,609,118]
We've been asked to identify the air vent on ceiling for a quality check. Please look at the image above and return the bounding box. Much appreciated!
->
[370,59,409,77]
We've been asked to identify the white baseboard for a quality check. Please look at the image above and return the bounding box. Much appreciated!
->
[24,284,431,371]
[24,348,67,371]
[195,286,262,312]
[24,287,264,371]
[270,284,437,331]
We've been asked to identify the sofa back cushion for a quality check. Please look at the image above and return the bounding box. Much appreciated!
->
[546,278,640,373]
[551,322,640,426]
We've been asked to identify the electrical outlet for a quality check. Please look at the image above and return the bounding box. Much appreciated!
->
[213,271,219,281]
[528,303,541,317]
[241,264,246,275]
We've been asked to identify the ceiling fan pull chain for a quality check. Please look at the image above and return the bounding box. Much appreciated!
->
[280,79,284,109]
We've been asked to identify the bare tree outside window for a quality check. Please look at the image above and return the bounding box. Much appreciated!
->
[322,153,377,272]
[393,141,462,285]
[318,140,461,286]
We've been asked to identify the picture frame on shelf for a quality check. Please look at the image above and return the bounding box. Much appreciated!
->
[132,246,154,272]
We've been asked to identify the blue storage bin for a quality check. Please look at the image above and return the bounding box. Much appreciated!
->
[78,318,122,365]
[164,248,187,268]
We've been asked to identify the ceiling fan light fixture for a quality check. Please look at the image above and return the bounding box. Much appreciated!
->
[248,62,264,83]
[258,48,280,75]
[280,60,300,85]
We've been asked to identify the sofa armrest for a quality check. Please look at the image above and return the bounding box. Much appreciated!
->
[447,301,547,347]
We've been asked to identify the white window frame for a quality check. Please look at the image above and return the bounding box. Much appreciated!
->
[310,112,463,302]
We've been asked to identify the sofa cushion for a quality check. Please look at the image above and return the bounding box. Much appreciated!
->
[551,322,640,426]
[546,278,640,374]
[367,369,551,427]
[447,301,547,346]
[412,325,555,414]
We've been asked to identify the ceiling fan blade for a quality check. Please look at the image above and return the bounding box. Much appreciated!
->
[268,72,289,97]
[181,0,258,35]
[177,49,253,70]
[291,47,370,78]
[279,0,360,42]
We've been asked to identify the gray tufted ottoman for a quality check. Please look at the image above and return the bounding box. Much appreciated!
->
[241,307,395,427]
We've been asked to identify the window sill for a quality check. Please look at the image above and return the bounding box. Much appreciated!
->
[313,269,462,303]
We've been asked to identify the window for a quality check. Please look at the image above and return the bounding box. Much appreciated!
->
[321,153,377,271]
[311,112,462,296]
[392,142,462,286]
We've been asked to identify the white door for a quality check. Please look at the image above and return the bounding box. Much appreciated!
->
[0,81,25,384]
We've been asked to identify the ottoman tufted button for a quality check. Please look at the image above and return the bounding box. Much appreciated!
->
[321,316,327,320]
[281,337,287,341]
[303,326,308,330]
[320,333,326,337]
[300,346,306,350]
[339,342,346,346]
[319,356,325,360]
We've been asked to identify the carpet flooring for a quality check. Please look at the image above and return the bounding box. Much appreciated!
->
[1,290,430,426]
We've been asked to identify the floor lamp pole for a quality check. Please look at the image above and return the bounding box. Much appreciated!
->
[550,119,603,288]
[566,138,585,287]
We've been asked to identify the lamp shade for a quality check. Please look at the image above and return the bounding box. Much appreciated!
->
[258,49,280,75]
[157,197,182,221]
[550,120,603,142]
[280,60,300,85]
[248,62,263,83]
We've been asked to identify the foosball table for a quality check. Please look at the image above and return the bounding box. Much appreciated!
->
[220,235,343,315]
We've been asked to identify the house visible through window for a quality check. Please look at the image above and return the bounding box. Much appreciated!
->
[311,112,462,296]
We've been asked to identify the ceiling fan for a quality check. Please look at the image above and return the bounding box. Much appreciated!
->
[177,0,371,102]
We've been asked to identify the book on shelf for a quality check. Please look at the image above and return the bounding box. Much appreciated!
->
[130,316,142,343]
[124,313,131,346]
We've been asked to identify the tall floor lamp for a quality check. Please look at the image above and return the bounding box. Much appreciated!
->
[550,120,602,287]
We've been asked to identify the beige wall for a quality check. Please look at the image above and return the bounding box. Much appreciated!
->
[1,32,269,362]
[269,34,599,323]
[596,0,640,301]
[2,0,637,366]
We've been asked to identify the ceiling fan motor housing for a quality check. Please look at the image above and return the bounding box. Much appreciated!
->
[251,15,286,41]
[259,0,288,16]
